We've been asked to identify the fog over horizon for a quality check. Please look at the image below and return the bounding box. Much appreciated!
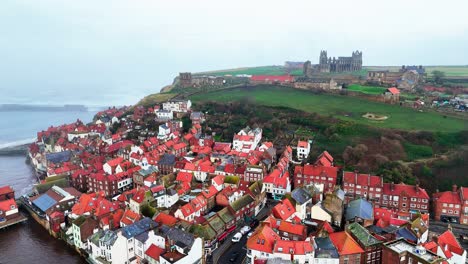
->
[1,0,467,106]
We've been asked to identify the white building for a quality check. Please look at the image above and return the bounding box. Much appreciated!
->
[87,218,157,264]
[152,186,179,208]
[291,187,312,220]
[157,124,171,140]
[297,140,311,161]
[310,202,332,223]
[155,109,173,121]
[232,126,262,153]
[162,100,192,113]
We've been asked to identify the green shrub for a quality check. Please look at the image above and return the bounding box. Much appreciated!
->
[403,142,433,161]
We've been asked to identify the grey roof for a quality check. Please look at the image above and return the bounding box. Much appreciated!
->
[88,230,104,246]
[135,231,149,243]
[334,189,345,201]
[100,229,118,246]
[46,151,71,163]
[120,217,157,239]
[160,225,194,251]
[138,166,158,176]
[291,187,312,205]
[345,198,373,221]
[159,154,176,166]
[314,237,339,259]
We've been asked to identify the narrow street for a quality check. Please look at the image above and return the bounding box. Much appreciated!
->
[209,199,278,264]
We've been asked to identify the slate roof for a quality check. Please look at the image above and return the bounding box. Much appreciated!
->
[291,187,312,205]
[345,198,373,221]
[46,151,71,163]
[159,154,176,166]
[100,229,118,246]
[160,225,195,251]
[120,217,157,239]
[314,237,339,259]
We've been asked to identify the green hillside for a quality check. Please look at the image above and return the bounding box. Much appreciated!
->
[190,85,467,132]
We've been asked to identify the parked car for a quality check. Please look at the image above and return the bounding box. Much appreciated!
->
[247,232,253,238]
[231,232,242,243]
[240,225,251,235]
[229,252,239,262]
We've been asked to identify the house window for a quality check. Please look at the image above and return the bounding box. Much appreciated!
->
[402,203,406,207]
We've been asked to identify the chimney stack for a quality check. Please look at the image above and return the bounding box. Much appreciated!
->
[391,182,395,191]
[452,184,457,193]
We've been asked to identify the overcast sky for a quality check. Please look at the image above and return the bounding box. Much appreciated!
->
[1,0,467,106]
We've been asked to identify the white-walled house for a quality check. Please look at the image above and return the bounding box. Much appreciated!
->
[88,218,157,264]
[291,187,312,220]
[232,126,262,153]
[162,100,192,113]
[135,230,166,261]
[310,202,332,223]
[155,109,173,121]
[297,140,311,161]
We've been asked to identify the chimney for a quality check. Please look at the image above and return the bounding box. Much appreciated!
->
[415,184,419,193]
[452,184,457,193]
[391,182,395,191]
[432,236,438,244]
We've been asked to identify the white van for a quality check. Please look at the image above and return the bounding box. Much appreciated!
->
[231,232,243,243]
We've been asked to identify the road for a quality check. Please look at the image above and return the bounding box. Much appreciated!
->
[429,220,468,248]
[209,199,278,264]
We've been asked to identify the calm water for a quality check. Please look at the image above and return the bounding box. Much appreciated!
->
[0,110,97,264]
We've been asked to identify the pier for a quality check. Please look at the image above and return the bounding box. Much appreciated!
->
[0,213,28,230]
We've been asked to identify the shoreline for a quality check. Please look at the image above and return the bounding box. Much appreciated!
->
[0,144,30,156]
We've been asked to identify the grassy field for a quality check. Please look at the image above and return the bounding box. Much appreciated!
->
[136,92,177,107]
[426,66,468,77]
[347,84,387,95]
[190,86,467,132]
[196,66,291,76]
[365,65,468,77]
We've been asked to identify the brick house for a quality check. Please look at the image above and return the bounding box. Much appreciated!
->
[382,239,445,264]
[346,222,383,264]
[228,194,255,223]
[342,172,383,204]
[293,164,338,193]
[329,231,364,264]
[381,183,430,214]
[432,185,467,224]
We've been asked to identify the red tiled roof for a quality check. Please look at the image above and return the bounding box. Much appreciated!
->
[460,187,468,200]
[176,171,193,183]
[120,209,141,226]
[131,189,147,204]
[153,212,178,226]
[387,87,400,94]
[263,170,289,189]
[382,183,429,199]
[212,175,224,186]
[343,172,382,187]
[250,75,294,82]
[438,230,465,256]
[247,225,281,254]
[145,244,165,261]
[433,190,461,204]
[329,231,364,255]
[273,240,313,255]
[272,198,296,221]
[179,203,194,217]
[202,185,219,199]
[297,141,308,148]
[106,157,124,167]
[278,221,306,236]
[299,164,338,179]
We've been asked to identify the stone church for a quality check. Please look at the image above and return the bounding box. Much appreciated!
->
[303,50,363,77]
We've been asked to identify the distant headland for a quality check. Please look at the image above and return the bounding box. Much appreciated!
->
[0,104,88,112]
